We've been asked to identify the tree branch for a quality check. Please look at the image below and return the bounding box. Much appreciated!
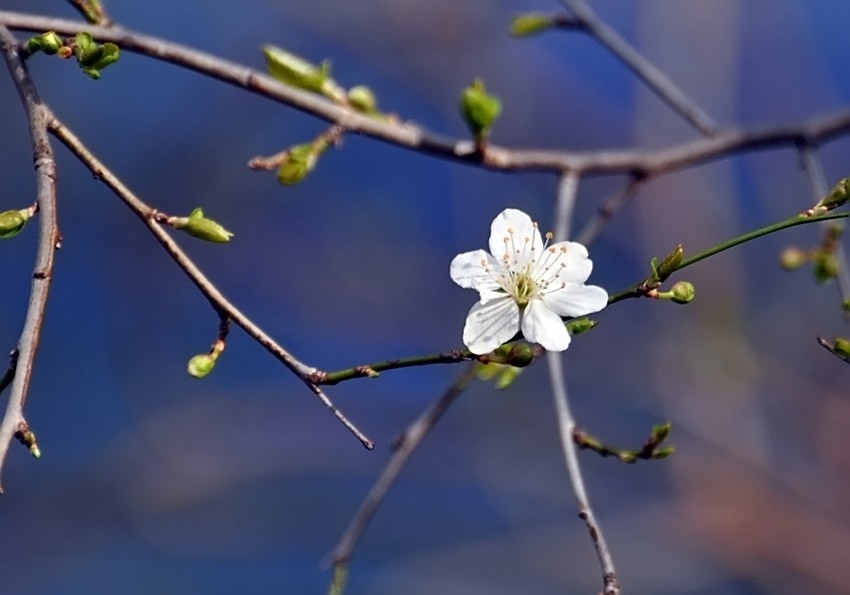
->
[0,25,60,492]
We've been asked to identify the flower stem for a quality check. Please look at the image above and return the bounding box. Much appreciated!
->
[607,210,850,305]
[313,349,474,385]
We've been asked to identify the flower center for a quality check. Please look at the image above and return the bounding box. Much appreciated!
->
[492,225,571,307]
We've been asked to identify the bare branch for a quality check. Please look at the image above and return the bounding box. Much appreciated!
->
[326,365,477,592]
[559,0,718,136]
[2,11,850,178]
[46,116,373,450]
[0,25,59,492]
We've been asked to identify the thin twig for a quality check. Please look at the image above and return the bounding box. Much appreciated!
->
[549,171,620,593]
[0,25,59,492]
[575,174,646,246]
[559,0,718,136]
[326,365,477,594]
[0,351,19,396]
[47,116,373,450]
[2,11,850,177]
[798,144,850,308]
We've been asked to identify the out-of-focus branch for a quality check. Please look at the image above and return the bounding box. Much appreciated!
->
[549,172,620,594]
[326,365,477,595]
[559,0,718,136]
[0,25,60,492]
[2,11,850,177]
[46,116,374,450]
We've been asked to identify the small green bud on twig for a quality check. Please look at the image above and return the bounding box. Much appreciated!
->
[661,281,695,304]
[347,85,379,115]
[808,177,850,216]
[0,206,36,239]
[277,143,321,186]
[67,0,111,25]
[170,208,234,243]
[24,31,64,56]
[509,13,556,37]
[187,354,216,378]
[72,32,120,79]
[779,246,808,271]
[566,317,598,336]
[812,251,839,284]
[262,45,346,103]
[459,79,502,145]
[834,338,850,359]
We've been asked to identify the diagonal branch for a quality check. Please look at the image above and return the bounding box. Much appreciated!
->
[0,25,60,492]
[558,0,719,136]
[47,116,373,450]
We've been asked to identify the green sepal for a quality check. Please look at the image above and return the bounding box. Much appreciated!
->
[171,208,234,243]
[262,45,346,103]
[509,13,555,37]
[459,79,502,140]
[0,208,33,239]
[187,353,216,378]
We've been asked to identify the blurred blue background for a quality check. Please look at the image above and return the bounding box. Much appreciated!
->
[1,1,850,593]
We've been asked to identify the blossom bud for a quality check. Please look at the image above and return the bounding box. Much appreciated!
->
[24,31,64,55]
[814,177,850,213]
[833,338,850,359]
[277,143,321,185]
[812,252,839,283]
[347,85,378,115]
[0,207,34,239]
[566,317,597,335]
[262,45,346,103]
[670,281,695,304]
[506,343,535,367]
[650,422,671,444]
[779,246,808,271]
[509,13,556,37]
[459,79,502,140]
[171,208,234,243]
[187,354,216,378]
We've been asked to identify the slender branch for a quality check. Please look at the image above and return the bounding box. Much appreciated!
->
[326,365,478,594]
[548,171,620,594]
[46,116,373,449]
[575,174,646,246]
[312,349,473,385]
[0,351,19,396]
[559,0,718,136]
[607,210,850,305]
[3,11,850,177]
[798,144,850,307]
[0,25,59,492]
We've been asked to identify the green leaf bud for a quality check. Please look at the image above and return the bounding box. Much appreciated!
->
[509,13,556,37]
[833,337,850,359]
[460,79,502,140]
[815,177,850,213]
[617,452,637,464]
[24,31,64,55]
[566,317,597,336]
[0,207,34,239]
[670,281,695,304]
[651,446,676,459]
[779,246,808,271]
[262,45,346,103]
[187,354,216,379]
[347,85,379,115]
[171,208,234,243]
[812,252,839,283]
[655,244,684,282]
[650,422,671,444]
[73,32,97,57]
[276,142,320,186]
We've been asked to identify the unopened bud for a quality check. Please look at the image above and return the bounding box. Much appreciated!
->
[566,317,597,336]
[650,422,671,444]
[779,246,808,271]
[618,452,637,464]
[834,338,850,359]
[506,342,535,367]
[812,252,839,284]
[459,79,502,140]
[509,13,556,37]
[187,354,216,378]
[347,85,378,115]
[815,177,850,213]
[262,45,346,103]
[277,142,321,185]
[670,281,695,304]
[24,31,64,55]
[171,208,234,243]
[0,207,34,239]
[651,446,676,459]
[655,244,684,281]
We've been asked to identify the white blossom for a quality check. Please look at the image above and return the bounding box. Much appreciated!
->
[450,208,608,354]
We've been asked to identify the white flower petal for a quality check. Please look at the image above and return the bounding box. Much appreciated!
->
[488,208,543,269]
[450,249,497,289]
[534,241,593,285]
[541,284,608,318]
[462,297,520,354]
[521,299,571,351]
